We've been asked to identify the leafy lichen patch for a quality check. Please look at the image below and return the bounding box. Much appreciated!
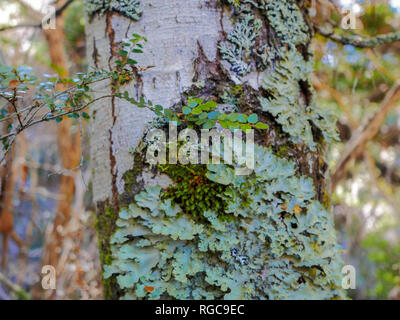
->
[104,145,345,299]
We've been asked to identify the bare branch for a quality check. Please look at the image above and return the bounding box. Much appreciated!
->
[0,94,112,165]
[315,25,400,48]
[331,82,400,190]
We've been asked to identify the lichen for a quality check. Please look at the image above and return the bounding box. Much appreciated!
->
[261,0,310,47]
[85,0,142,20]
[104,145,345,300]
[219,13,262,75]
[92,0,345,300]
[258,49,339,150]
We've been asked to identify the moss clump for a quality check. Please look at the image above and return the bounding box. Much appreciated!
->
[94,204,120,299]
[120,148,148,205]
[158,164,233,222]
[321,189,331,210]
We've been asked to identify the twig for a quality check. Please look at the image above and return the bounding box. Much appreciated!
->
[0,95,112,165]
[315,25,400,48]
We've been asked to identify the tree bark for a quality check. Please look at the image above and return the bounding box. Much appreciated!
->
[86,0,345,300]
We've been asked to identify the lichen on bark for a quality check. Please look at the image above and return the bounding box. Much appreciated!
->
[86,0,346,300]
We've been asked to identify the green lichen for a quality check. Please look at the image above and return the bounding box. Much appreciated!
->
[93,0,345,300]
[218,0,338,151]
[219,13,262,75]
[104,145,345,300]
[259,49,339,150]
[261,0,310,47]
[85,0,142,20]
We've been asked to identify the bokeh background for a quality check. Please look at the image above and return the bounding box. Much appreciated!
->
[0,0,399,299]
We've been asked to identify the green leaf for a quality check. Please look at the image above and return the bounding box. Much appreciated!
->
[182,106,191,115]
[237,114,247,123]
[118,50,128,56]
[227,113,239,122]
[240,123,252,131]
[127,59,138,65]
[248,114,258,124]
[191,106,203,115]
[203,120,216,129]
[82,112,91,119]
[188,98,203,108]
[217,114,227,121]
[254,122,269,129]
[201,101,218,111]
[199,112,208,120]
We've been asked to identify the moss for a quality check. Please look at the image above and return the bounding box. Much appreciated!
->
[94,203,120,299]
[120,147,148,205]
[158,163,233,222]
[321,189,331,210]
[277,145,290,158]
[15,290,30,300]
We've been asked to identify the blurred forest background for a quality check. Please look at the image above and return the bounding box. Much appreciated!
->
[0,0,399,300]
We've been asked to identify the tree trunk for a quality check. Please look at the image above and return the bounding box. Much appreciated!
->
[39,1,82,298]
[85,0,345,299]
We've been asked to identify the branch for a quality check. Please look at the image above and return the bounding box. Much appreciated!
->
[0,0,74,32]
[0,94,112,165]
[331,82,400,190]
[315,25,400,48]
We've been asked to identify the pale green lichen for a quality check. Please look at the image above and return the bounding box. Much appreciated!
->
[259,49,339,150]
[219,13,262,75]
[95,0,344,300]
[85,0,142,20]
[219,0,339,150]
[104,145,345,300]
[261,0,310,47]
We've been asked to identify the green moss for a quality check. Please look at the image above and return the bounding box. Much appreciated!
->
[121,147,148,204]
[321,189,331,210]
[158,163,233,222]
[277,145,290,158]
[94,203,120,299]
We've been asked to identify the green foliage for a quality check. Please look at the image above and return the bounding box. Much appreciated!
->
[122,94,268,132]
[0,34,148,155]
[362,227,400,299]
